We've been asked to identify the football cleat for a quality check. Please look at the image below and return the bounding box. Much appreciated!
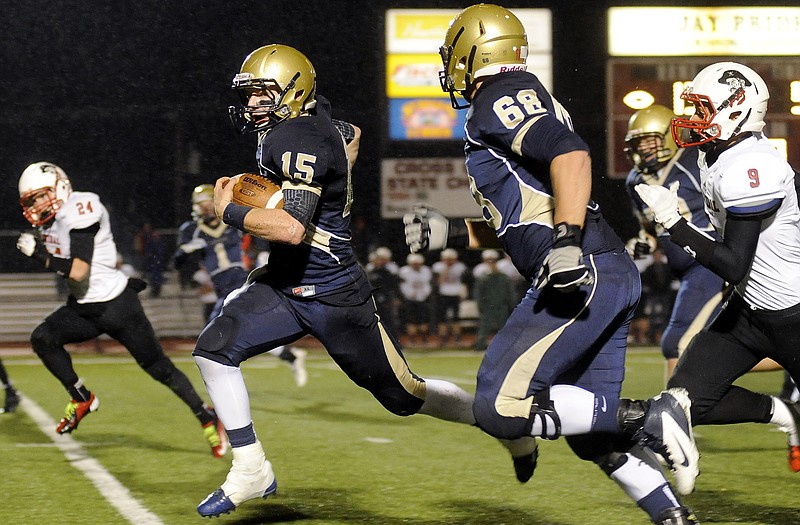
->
[290,348,308,388]
[56,392,99,434]
[3,388,20,413]
[778,398,800,472]
[653,505,700,525]
[202,409,230,458]
[638,388,699,496]
[512,446,539,483]
[197,441,277,517]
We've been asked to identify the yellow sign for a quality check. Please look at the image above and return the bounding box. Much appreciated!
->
[387,54,446,98]
[609,7,800,56]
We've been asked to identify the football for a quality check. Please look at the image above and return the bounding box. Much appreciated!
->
[231,173,284,209]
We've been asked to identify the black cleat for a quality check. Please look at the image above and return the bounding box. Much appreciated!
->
[3,388,20,413]
[653,506,700,525]
[512,445,539,483]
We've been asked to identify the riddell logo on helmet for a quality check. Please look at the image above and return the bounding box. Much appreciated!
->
[499,65,526,73]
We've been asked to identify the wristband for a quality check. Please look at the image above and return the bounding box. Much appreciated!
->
[222,203,251,231]
[551,222,582,248]
[45,255,74,277]
[446,219,469,248]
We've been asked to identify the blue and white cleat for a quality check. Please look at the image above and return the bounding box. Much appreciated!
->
[639,388,699,496]
[197,441,278,517]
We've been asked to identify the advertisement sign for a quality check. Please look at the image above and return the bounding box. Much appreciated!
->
[380,158,482,219]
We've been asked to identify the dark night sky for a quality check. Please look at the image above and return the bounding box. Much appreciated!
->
[0,0,769,266]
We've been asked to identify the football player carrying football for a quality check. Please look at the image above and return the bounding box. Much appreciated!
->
[636,62,800,478]
[405,4,700,524]
[174,184,308,386]
[16,162,228,458]
[193,43,538,517]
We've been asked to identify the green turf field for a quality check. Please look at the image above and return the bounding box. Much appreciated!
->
[0,348,797,525]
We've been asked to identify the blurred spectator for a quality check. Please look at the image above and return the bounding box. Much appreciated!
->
[365,247,401,334]
[473,250,517,351]
[135,223,168,297]
[398,253,433,347]
[640,249,676,345]
[432,248,467,347]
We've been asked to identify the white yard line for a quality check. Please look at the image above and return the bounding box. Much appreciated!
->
[19,395,165,525]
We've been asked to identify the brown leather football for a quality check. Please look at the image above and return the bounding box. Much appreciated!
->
[231,173,284,209]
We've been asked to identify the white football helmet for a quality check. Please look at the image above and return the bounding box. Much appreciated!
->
[671,62,769,148]
[18,162,72,227]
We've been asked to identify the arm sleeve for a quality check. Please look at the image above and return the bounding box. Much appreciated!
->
[667,214,762,284]
[68,223,100,265]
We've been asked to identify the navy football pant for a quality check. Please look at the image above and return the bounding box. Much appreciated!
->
[473,251,641,440]
[193,281,426,416]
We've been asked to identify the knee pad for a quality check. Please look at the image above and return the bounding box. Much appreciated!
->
[372,385,424,417]
[192,315,239,366]
[566,434,631,476]
[143,356,177,383]
[30,323,58,356]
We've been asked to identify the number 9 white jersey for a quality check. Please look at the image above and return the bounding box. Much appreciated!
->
[699,134,800,310]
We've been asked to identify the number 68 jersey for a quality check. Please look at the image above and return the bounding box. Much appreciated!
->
[40,190,128,303]
[463,70,624,280]
[698,134,800,310]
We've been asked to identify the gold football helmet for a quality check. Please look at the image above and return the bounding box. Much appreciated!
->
[439,4,528,108]
[228,44,317,133]
[624,105,679,175]
[191,184,214,221]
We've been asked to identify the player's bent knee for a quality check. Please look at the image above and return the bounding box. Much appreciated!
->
[473,394,525,440]
[566,434,630,476]
[30,323,59,355]
[372,387,423,417]
[192,315,240,367]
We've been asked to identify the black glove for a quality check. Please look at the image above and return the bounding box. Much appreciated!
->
[535,223,594,293]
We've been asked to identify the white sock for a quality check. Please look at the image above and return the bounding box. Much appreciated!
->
[195,356,253,430]
[770,397,799,446]
[610,451,676,503]
[417,378,476,425]
[530,384,596,437]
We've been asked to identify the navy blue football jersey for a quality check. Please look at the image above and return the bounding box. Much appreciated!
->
[464,71,623,280]
[625,147,718,274]
[176,219,248,297]
[254,96,370,304]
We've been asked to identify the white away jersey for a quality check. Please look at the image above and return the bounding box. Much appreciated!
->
[699,135,800,310]
[40,191,128,303]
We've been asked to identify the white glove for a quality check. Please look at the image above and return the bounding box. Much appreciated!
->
[16,232,38,257]
[403,206,449,253]
[535,245,594,292]
[634,182,682,229]
[179,237,207,254]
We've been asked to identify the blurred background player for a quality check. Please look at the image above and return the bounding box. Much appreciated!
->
[432,248,467,347]
[624,104,728,380]
[174,184,307,387]
[15,161,228,458]
[192,43,537,518]
[0,359,20,413]
[636,61,800,476]
[472,249,516,351]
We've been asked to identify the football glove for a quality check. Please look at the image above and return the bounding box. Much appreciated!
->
[625,232,654,260]
[403,206,449,253]
[535,223,594,293]
[16,232,49,263]
[634,182,682,229]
